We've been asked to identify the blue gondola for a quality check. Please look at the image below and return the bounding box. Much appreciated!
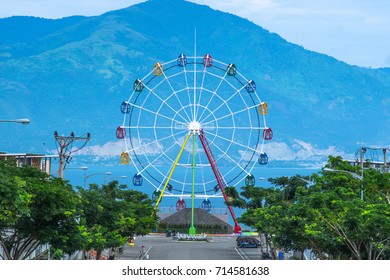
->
[120,101,130,114]
[133,174,143,186]
[245,80,256,93]
[201,199,212,212]
[245,174,255,187]
[177,54,187,67]
[167,184,173,192]
[258,152,268,165]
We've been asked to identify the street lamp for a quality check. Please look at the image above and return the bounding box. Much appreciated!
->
[0,118,30,125]
[68,166,88,171]
[323,168,363,200]
[84,171,112,188]
[296,176,315,187]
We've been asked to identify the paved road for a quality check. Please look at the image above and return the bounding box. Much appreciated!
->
[117,234,264,260]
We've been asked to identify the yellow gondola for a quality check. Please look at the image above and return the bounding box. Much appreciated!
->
[258,102,268,115]
[153,62,163,76]
[120,151,130,164]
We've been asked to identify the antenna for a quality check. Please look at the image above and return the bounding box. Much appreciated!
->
[193,27,197,121]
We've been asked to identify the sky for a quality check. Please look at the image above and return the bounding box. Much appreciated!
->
[0,0,389,68]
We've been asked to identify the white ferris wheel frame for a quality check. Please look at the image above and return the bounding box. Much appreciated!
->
[120,55,269,200]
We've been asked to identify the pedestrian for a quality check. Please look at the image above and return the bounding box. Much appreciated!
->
[108,248,115,260]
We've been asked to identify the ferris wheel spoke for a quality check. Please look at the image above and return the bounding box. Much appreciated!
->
[182,66,195,121]
[198,83,247,124]
[129,129,188,154]
[194,65,208,121]
[136,139,181,177]
[202,103,260,127]
[202,132,251,177]
[214,126,264,130]
[143,85,190,124]
[206,130,258,154]
[197,71,228,122]
[160,71,193,122]
[130,103,187,126]
[125,126,177,130]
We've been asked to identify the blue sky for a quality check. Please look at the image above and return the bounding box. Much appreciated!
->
[0,0,389,68]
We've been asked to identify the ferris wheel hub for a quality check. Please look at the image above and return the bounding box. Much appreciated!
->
[188,120,201,133]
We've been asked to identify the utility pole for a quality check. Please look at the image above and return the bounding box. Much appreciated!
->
[360,147,365,201]
[54,131,90,179]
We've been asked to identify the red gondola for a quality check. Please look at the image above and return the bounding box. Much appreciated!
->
[263,127,273,140]
[203,54,213,67]
[116,126,125,139]
[176,198,186,211]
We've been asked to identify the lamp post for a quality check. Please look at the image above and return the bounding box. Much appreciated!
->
[0,118,30,125]
[52,166,88,178]
[323,168,363,201]
[296,176,314,187]
[84,171,112,188]
[68,166,88,171]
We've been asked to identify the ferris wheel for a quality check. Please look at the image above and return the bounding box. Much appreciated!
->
[117,54,272,234]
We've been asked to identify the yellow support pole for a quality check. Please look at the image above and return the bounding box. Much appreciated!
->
[153,133,191,212]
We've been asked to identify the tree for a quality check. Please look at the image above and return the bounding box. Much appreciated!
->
[236,156,390,259]
[78,181,156,259]
[0,161,85,260]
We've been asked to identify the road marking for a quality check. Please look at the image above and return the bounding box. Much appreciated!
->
[235,246,248,260]
[141,246,152,260]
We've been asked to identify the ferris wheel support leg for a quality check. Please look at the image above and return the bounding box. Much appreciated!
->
[198,129,242,235]
[189,133,197,236]
[153,133,191,214]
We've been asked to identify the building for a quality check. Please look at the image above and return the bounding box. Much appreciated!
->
[0,152,57,175]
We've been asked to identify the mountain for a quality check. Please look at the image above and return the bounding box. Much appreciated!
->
[1,0,389,166]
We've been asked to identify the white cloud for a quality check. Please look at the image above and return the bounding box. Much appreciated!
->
[264,139,347,162]
[73,140,123,157]
[72,138,161,157]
